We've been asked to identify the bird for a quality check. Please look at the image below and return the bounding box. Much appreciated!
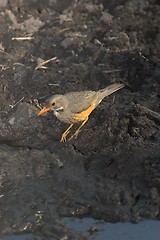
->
[38,83,124,142]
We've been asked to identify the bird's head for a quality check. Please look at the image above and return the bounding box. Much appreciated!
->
[38,94,68,116]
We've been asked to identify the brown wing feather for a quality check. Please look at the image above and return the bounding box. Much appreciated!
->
[64,91,98,113]
[64,83,124,114]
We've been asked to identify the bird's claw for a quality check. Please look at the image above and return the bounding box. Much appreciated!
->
[69,131,79,141]
[60,134,67,142]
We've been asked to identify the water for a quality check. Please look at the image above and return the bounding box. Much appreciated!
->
[1,219,159,239]
[63,217,160,240]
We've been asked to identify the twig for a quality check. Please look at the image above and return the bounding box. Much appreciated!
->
[133,104,160,124]
[48,83,60,86]
[6,9,18,28]
[12,36,34,40]
[112,95,115,104]
[33,99,42,110]
[9,97,24,109]
[0,49,13,58]
[13,63,26,66]
[35,57,60,70]
[103,69,122,73]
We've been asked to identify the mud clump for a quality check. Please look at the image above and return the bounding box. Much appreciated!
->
[0,0,160,239]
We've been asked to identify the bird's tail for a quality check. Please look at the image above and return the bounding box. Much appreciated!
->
[98,83,124,100]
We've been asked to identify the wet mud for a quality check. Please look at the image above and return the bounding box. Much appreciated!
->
[0,0,160,239]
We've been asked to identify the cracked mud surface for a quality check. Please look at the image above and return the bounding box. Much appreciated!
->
[0,0,160,239]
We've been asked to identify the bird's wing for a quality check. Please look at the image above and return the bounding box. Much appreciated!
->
[65,91,98,114]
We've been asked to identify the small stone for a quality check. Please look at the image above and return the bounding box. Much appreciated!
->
[100,12,113,24]
[9,117,15,125]
[61,37,74,48]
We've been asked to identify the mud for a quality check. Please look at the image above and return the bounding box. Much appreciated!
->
[0,0,160,239]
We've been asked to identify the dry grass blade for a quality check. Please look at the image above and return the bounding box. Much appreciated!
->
[9,97,24,109]
[12,36,34,40]
[35,57,60,70]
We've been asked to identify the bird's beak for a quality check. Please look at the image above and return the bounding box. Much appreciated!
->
[38,107,51,116]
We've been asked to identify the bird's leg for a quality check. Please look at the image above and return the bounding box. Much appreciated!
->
[60,124,74,142]
[69,117,88,140]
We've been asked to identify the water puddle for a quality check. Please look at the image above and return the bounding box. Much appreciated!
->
[63,217,160,240]
[1,218,160,239]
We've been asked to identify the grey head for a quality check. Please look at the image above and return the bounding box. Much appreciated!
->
[45,94,69,112]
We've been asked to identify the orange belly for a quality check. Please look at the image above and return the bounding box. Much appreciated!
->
[73,104,95,122]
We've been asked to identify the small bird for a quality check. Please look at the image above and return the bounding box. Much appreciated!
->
[38,83,124,142]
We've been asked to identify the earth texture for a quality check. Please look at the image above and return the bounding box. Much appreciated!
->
[0,0,160,239]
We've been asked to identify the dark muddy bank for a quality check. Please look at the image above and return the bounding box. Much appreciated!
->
[0,0,160,239]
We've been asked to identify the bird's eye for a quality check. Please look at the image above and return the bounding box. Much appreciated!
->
[51,102,55,106]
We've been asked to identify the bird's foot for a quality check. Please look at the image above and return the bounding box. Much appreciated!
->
[69,130,79,141]
[60,133,67,142]
[60,124,74,143]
